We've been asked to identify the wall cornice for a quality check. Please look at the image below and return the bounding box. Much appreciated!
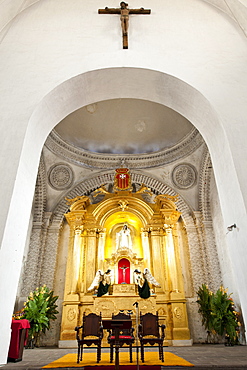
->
[45,129,203,170]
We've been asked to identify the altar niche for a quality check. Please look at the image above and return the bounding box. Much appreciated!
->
[59,189,192,347]
[118,258,130,284]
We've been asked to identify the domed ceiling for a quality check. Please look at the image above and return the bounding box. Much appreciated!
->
[54,98,194,155]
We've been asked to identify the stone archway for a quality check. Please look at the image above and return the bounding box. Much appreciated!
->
[2,67,244,356]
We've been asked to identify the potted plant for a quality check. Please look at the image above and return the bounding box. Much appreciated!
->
[197,284,240,345]
[197,284,213,337]
[22,285,58,348]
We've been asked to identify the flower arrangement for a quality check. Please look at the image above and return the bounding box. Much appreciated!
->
[197,284,240,345]
[22,285,59,348]
[12,309,25,320]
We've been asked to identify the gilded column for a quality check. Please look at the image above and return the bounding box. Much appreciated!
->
[164,225,179,292]
[149,227,164,293]
[141,228,151,270]
[165,222,191,342]
[85,228,98,292]
[155,194,191,342]
[63,221,83,297]
[78,230,85,293]
[60,221,82,341]
[97,228,106,271]
[70,226,83,294]
[60,196,90,342]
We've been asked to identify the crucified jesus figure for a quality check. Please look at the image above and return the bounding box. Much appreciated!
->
[98,2,151,49]
[120,2,129,36]
[120,265,129,283]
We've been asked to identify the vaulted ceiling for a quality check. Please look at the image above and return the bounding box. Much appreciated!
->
[54,98,194,155]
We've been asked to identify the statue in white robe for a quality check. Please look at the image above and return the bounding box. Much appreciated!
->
[116,223,132,250]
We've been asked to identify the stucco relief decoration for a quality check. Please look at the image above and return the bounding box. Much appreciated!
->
[138,300,155,313]
[158,307,167,316]
[174,306,183,320]
[67,308,77,322]
[95,299,116,317]
[48,163,74,190]
[172,163,197,189]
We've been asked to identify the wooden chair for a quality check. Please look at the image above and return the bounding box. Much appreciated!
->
[75,312,103,364]
[138,312,166,362]
[107,312,135,363]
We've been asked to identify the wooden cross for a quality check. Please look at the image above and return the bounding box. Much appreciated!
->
[98,2,151,49]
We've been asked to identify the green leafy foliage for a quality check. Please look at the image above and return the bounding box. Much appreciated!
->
[197,284,213,332]
[23,285,58,347]
[196,284,240,344]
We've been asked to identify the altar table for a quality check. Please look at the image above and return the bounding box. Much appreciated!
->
[103,319,132,370]
[8,319,30,362]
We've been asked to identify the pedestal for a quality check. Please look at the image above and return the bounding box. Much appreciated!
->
[8,319,30,362]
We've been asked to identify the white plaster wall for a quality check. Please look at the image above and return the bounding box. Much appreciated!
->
[210,171,239,296]
[1,0,247,363]
[203,0,247,37]
[0,0,39,34]
[1,0,247,35]
[210,171,245,338]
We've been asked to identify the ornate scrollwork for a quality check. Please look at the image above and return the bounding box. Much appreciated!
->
[118,199,129,211]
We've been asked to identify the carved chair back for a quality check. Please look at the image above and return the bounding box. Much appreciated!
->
[82,312,102,338]
[138,311,165,363]
[139,312,160,338]
[75,312,103,364]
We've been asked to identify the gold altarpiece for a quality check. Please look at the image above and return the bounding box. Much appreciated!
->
[60,188,191,346]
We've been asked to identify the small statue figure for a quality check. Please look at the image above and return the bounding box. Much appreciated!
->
[134,268,160,299]
[98,2,151,50]
[120,2,129,36]
[88,269,111,297]
[120,265,129,283]
[116,223,132,250]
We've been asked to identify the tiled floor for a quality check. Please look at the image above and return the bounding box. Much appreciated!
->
[1,345,247,369]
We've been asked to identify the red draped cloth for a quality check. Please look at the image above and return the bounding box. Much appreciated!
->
[8,319,30,361]
[118,258,130,284]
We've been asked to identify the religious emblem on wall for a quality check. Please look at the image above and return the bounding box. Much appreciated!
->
[114,168,132,191]
[48,163,74,190]
[171,163,197,189]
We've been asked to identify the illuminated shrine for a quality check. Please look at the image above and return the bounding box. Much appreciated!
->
[60,169,191,346]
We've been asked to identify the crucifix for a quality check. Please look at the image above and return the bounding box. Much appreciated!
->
[98,2,151,49]
[120,265,129,283]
